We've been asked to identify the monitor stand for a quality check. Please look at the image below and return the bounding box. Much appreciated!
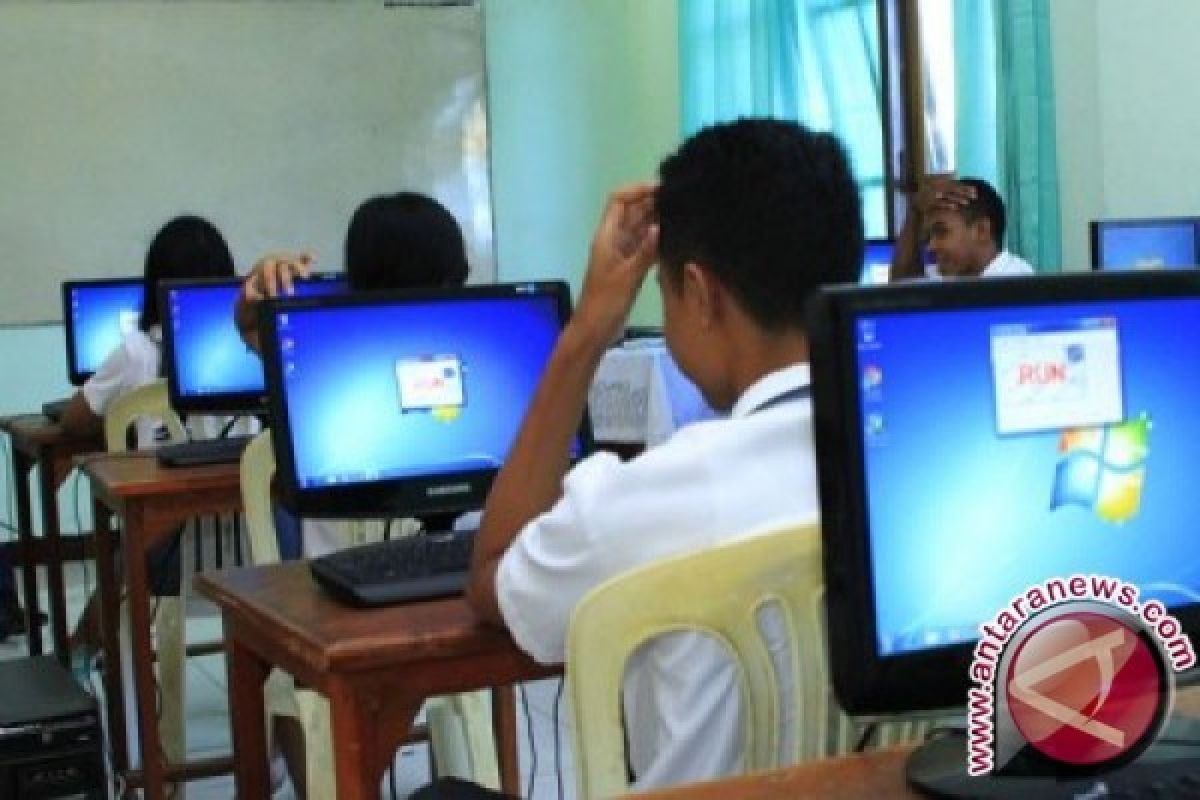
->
[906,715,1200,799]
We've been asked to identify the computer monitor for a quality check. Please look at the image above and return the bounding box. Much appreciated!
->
[160,273,347,414]
[809,272,1200,717]
[61,277,145,385]
[259,281,592,518]
[1090,217,1200,270]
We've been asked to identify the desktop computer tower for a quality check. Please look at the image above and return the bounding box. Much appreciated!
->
[0,656,105,799]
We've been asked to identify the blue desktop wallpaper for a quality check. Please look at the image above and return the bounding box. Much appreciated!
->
[69,282,144,377]
[1099,223,1198,269]
[169,278,346,397]
[277,295,568,486]
[858,297,1200,656]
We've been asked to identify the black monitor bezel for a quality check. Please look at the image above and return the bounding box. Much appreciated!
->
[159,273,347,415]
[259,280,594,519]
[1089,216,1200,271]
[808,270,1200,714]
[61,276,145,386]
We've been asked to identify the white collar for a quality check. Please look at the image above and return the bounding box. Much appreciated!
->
[731,363,811,419]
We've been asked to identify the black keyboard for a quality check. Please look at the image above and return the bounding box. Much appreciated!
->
[155,435,253,467]
[310,529,476,607]
[41,398,69,422]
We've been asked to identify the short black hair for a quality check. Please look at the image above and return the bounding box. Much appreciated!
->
[656,118,863,332]
[958,177,1006,248]
[345,192,469,292]
[140,215,235,331]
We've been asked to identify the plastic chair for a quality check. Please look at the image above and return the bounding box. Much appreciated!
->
[239,431,499,797]
[101,379,192,788]
[565,521,932,799]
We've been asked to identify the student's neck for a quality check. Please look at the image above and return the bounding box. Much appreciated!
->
[728,329,809,399]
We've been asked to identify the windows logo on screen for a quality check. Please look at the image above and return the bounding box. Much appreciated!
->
[1050,413,1150,523]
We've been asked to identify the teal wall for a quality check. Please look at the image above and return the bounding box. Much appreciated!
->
[1051,0,1200,269]
[484,0,679,325]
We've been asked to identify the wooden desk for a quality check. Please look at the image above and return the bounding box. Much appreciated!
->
[634,748,919,799]
[0,414,102,660]
[80,452,242,800]
[196,561,558,800]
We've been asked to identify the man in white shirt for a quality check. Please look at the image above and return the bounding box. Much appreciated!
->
[890,175,1035,280]
[466,119,864,790]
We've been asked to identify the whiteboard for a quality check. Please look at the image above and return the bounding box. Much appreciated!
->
[0,0,493,324]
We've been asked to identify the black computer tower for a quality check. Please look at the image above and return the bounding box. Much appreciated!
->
[0,656,105,799]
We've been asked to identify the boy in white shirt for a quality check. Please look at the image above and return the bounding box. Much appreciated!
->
[890,175,1035,280]
[466,118,864,790]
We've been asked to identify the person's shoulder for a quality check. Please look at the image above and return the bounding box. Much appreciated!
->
[984,251,1036,276]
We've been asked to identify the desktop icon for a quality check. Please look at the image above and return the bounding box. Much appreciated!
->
[861,364,883,394]
[1050,414,1150,523]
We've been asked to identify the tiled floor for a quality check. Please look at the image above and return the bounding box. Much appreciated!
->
[0,562,577,799]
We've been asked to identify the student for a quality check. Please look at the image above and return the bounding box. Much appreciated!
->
[465,118,863,790]
[235,191,470,560]
[235,192,469,800]
[61,215,236,658]
[890,175,1035,280]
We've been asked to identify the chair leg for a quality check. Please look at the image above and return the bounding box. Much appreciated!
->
[297,691,337,799]
[155,595,187,799]
[429,691,499,790]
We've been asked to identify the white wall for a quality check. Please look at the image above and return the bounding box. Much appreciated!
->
[0,1,682,533]
[1052,0,1200,270]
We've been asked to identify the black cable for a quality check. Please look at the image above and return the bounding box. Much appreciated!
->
[520,684,538,799]
[384,518,394,541]
[552,678,565,800]
[854,721,879,753]
[218,415,240,439]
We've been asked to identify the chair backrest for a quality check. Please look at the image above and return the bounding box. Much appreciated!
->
[240,430,281,565]
[565,519,924,798]
[102,379,187,454]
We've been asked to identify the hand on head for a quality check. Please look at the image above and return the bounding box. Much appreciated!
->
[573,183,659,344]
[915,175,976,216]
[242,252,314,302]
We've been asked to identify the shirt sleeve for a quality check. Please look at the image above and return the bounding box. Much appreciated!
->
[495,451,627,665]
[81,343,134,416]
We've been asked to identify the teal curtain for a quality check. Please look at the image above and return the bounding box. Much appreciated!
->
[679,0,887,238]
[956,0,1061,272]
[995,0,1061,272]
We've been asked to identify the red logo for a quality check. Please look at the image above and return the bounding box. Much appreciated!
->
[1005,610,1166,769]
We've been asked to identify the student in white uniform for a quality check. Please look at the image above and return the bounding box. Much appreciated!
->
[234,192,471,559]
[890,175,1036,281]
[60,215,236,657]
[465,118,864,791]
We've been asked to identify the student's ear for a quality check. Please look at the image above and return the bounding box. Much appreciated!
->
[681,262,724,330]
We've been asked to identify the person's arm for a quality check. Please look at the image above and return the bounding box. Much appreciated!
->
[466,183,658,624]
[234,252,313,353]
[59,389,102,439]
[889,175,974,282]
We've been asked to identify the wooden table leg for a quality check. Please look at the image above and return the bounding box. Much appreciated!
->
[123,505,166,800]
[493,685,520,795]
[92,500,128,774]
[12,450,42,656]
[328,677,423,800]
[225,632,271,800]
[38,449,69,663]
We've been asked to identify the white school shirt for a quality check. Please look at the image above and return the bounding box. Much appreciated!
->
[925,249,1036,279]
[82,326,163,447]
[496,364,819,791]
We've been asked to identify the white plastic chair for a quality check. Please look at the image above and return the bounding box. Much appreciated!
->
[565,521,932,799]
[102,379,193,791]
[239,431,499,797]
